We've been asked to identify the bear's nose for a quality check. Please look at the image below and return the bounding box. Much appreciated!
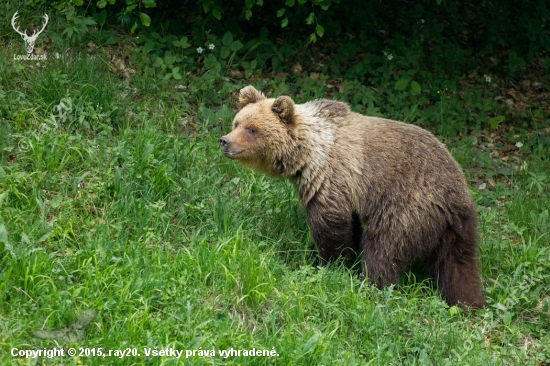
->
[219,137,229,149]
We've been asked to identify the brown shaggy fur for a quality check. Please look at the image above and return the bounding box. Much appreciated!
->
[220,86,484,309]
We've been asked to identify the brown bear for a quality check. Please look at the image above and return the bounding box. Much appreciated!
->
[220,86,484,309]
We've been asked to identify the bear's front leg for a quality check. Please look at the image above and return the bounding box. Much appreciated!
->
[306,199,360,266]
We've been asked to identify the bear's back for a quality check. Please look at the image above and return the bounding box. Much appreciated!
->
[321,113,471,216]
[334,113,461,179]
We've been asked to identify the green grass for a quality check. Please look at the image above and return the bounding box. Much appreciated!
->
[1,44,549,366]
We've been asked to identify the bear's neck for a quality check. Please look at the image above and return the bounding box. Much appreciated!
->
[287,107,336,206]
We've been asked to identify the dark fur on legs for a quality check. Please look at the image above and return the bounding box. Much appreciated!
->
[332,202,484,309]
[307,202,359,267]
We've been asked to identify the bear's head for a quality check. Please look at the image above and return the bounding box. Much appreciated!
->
[220,86,299,175]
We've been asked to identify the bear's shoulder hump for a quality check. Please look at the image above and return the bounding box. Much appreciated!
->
[304,99,350,119]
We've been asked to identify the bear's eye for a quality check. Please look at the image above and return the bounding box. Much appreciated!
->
[247,127,256,134]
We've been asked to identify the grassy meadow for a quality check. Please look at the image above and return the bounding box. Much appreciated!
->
[1,23,550,366]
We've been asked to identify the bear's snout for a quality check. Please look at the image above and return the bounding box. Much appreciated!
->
[219,136,229,149]
[220,136,244,158]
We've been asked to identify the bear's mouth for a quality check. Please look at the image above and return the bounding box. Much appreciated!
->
[223,149,244,157]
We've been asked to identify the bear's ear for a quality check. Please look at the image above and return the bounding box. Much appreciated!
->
[272,96,295,124]
[239,86,267,108]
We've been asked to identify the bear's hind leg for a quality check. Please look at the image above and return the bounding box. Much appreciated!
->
[426,226,484,309]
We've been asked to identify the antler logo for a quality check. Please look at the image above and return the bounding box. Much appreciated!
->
[11,11,49,54]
